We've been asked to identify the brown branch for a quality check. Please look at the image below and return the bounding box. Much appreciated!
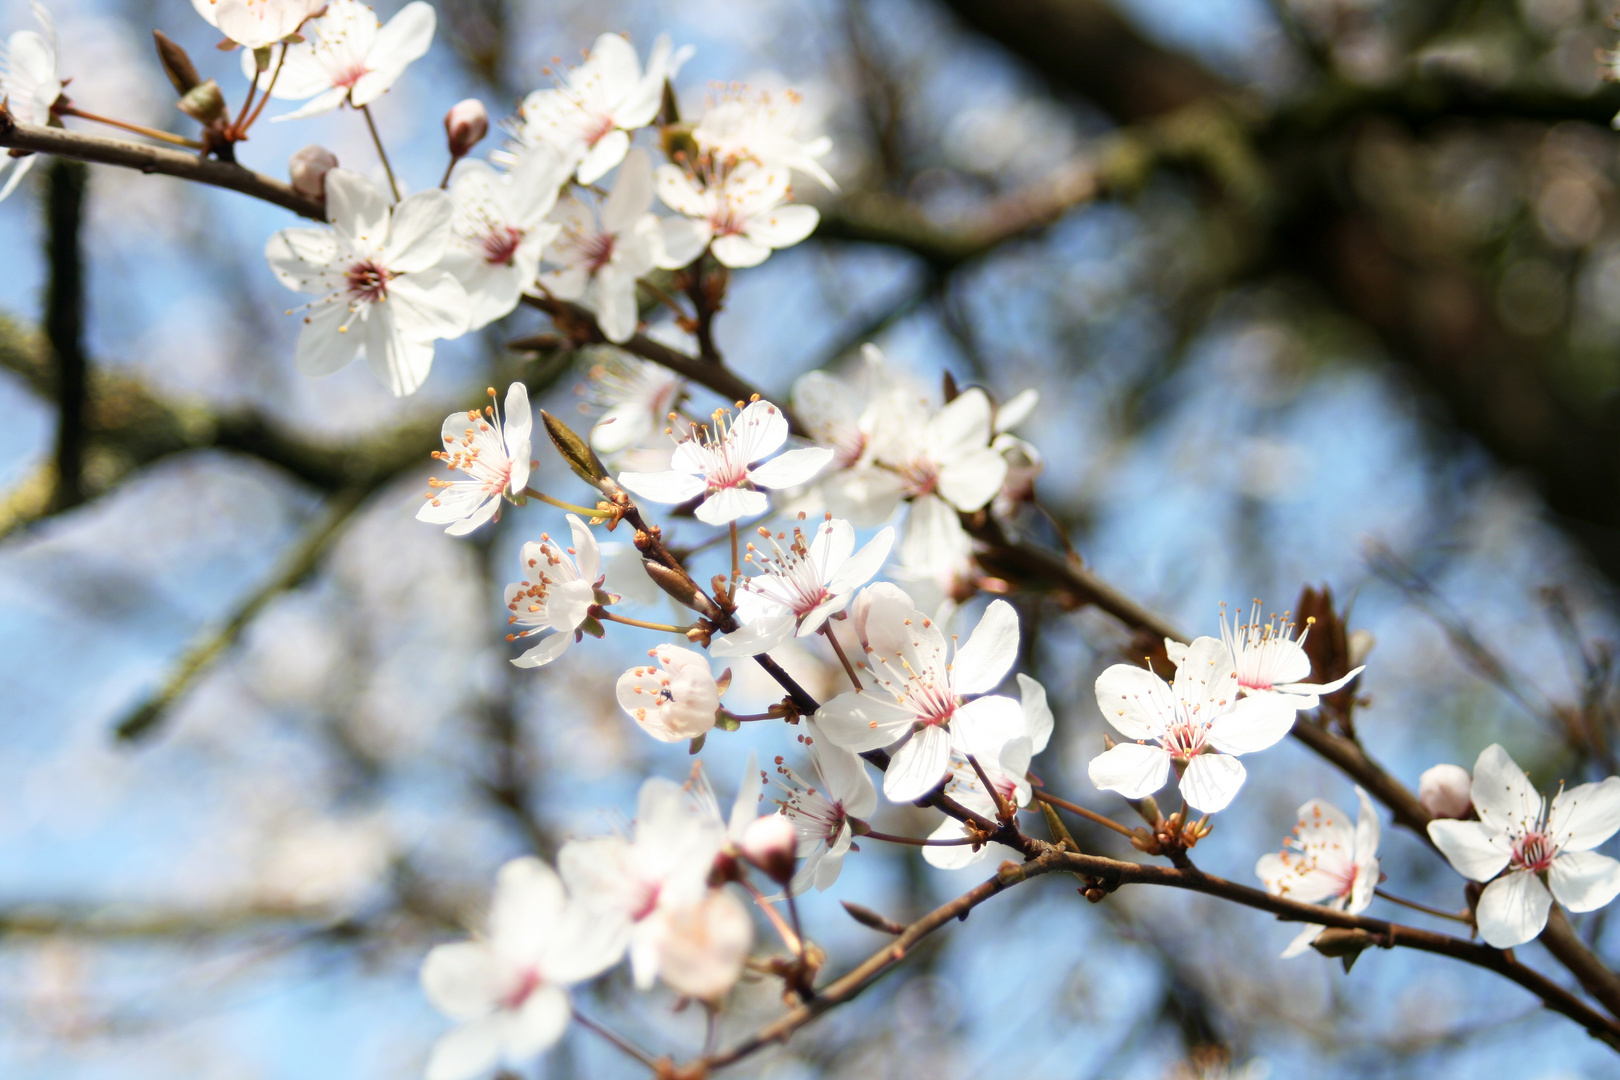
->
[44,158,89,513]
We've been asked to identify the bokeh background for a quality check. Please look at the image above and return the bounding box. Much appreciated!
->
[4,0,1620,1076]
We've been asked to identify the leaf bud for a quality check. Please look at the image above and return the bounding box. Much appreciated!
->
[539,409,610,483]
[152,30,201,94]
[178,80,227,125]
[641,559,722,618]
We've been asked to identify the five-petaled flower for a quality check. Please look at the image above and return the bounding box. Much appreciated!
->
[1168,602,1364,710]
[616,644,721,743]
[771,722,878,894]
[656,160,820,270]
[244,0,436,121]
[584,353,686,456]
[441,149,569,330]
[0,3,63,202]
[693,88,836,190]
[816,587,1023,802]
[265,169,469,396]
[418,383,533,536]
[195,0,321,51]
[1087,636,1298,814]
[504,515,605,668]
[1256,787,1381,957]
[1429,744,1620,948]
[618,399,833,526]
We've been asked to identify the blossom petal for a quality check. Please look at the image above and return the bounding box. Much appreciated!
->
[658,216,709,269]
[268,85,349,122]
[1550,851,1620,913]
[1017,674,1054,755]
[815,691,917,753]
[884,724,952,802]
[383,189,453,273]
[617,470,707,505]
[922,815,1001,870]
[810,728,877,818]
[294,300,362,376]
[712,233,773,268]
[564,514,599,583]
[504,984,571,1060]
[364,310,436,397]
[924,389,992,466]
[1092,663,1173,741]
[425,1020,503,1080]
[952,694,1025,763]
[696,486,769,525]
[1279,924,1326,959]
[325,169,390,246]
[937,447,1008,513]
[1180,752,1247,813]
[746,204,819,248]
[710,613,795,658]
[828,526,894,595]
[1205,694,1296,756]
[1477,869,1553,948]
[1087,742,1171,800]
[352,0,435,105]
[1470,743,1541,832]
[578,131,632,186]
[732,399,791,463]
[420,941,501,1020]
[601,149,653,228]
[1426,819,1511,883]
[512,632,573,668]
[388,269,472,342]
[749,446,833,489]
[1550,776,1620,853]
[951,599,1019,695]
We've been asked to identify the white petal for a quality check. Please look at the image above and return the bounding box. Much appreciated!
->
[696,486,769,525]
[1087,742,1170,800]
[1017,674,1054,755]
[294,301,362,376]
[749,446,833,489]
[924,389,992,465]
[731,399,791,463]
[951,599,1019,695]
[995,388,1039,432]
[1279,923,1325,959]
[884,725,952,802]
[425,1020,504,1080]
[421,942,501,1020]
[936,447,1008,512]
[1426,819,1511,882]
[1476,869,1553,948]
[710,614,795,658]
[325,169,390,245]
[814,691,917,752]
[617,470,707,505]
[1092,664,1173,741]
[1550,776,1620,852]
[828,526,894,594]
[810,727,878,818]
[922,816,990,870]
[658,216,709,269]
[268,85,349,122]
[1470,744,1541,832]
[578,131,632,186]
[712,232,773,268]
[1205,694,1296,756]
[503,983,570,1060]
[512,632,573,668]
[952,694,1025,763]
[389,270,472,341]
[383,190,454,273]
[601,148,653,228]
[1550,851,1620,913]
[1179,752,1247,813]
[746,203,819,248]
[489,857,566,956]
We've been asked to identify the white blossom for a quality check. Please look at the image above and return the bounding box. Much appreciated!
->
[504,515,603,668]
[442,149,568,330]
[653,888,753,1001]
[245,0,435,121]
[1087,636,1297,814]
[1255,787,1381,958]
[419,858,622,1080]
[1429,744,1620,948]
[583,352,685,455]
[1165,602,1364,710]
[790,345,921,526]
[616,644,720,743]
[711,517,894,658]
[618,399,833,526]
[0,3,62,202]
[417,383,532,536]
[693,89,836,190]
[264,170,469,396]
[771,723,877,893]
[515,33,690,184]
[656,160,819,269]
[816,588,1023,802]
[195,0,321,50]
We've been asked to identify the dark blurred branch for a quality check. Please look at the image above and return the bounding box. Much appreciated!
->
[44,159,88,514]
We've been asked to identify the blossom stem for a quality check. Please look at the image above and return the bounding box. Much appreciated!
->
[637,277,690,320]
[859,829,977,847]
[58,106,204,150]
[1373,888,1472,924]
[239,44,290,133]
[231,61,261,142]
[730,521,741,583]
[598,611,695,635]
[820,624,863,692]
[571,1008,661,1069]
[520,487,601,516]
[1033,791,1138,839]
[741,878,803,956]
[361,103,401,201]
[719,708,787,722]
[966,753,1016,823]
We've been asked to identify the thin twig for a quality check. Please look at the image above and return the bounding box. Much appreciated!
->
[361,103,400,201]
[1374,888,1471,924]
[1034,790,1138,840]
[571,1008,662,1069]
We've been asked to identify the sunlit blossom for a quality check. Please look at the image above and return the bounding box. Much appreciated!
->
[616,644,721,743]
[0,3,62,202]
[771,723,877,893]
[417,383,532,536]
[1256,787,1380,957]
[441,149,568,330]
[504,515,604,668]
[245,0,434,120]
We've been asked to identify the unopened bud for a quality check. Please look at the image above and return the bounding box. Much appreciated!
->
[289,145,338,199]
[1348,627,1376,669]
[1311,927,1374,972]
[178,80,227,124]
[444,98,489,159]
[741,813,798,884]
[1419,763,1473,819]
[539,409,610,483]
[642,560,722,618]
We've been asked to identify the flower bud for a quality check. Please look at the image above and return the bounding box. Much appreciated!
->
[444,98,489,159]
[1419,763,1473,819]
[152,30,201,94]
[741,812,798,884]
[289,145,339,200]
[177,80,227,125]
[1348,627,1376,669]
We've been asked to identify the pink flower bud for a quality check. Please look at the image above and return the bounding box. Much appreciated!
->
[1419,763,1472,819]
[444,98,489,159]
[289,145,338,200]
[741,812,798,884]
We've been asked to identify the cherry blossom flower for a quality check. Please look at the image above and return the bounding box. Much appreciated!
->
[417,383,532,536]
[245,0,435,122]
[616,644,721,743]
[653,887,753,1001]
[265,170,469,396]
[790,346,920,526]
[0,3,62,202]
[1428,744,1620,948]
[441,149,568,330]
[503,515,603,668]
[583,352,685,455]
[771,724,877,893]
[420,857,622,1080]
[1166,602,1364,710]
[816,588,1023,802]
[195,0,321,51]
[923,675,1053,870]
[656,160,819,269]
[1255,787,1380,958]
[514,33,689,184]
[710,517,894,658]
[559,776,724,990]
[1087,636,1298,814]
[693,89,836,190]
[1419,763,1473,819]
[618,399,833,526]
[537,149,672,344]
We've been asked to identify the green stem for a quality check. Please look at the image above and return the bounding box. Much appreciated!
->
[361,103,400,201]
[520,487,600,516]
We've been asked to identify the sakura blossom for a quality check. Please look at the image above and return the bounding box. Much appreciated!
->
[790,346,919,525]
[710,517,893,658]
[441,149,568,330]
[583,352,686,455]
[0,2,62,202]
[1255,787,1381,958]
[1429,744,1620,948]
[536,149,669,344]
[1419,763,1473,819]
[420,857,623,1080]
[417,383,532,536]
[559,775,724,991]
[771,724,877,894]
[264,170,469,396]
[693,89,836,190]
[653,887,753,1001]
[245,0,435,121]
[655,159,820,269]
[514,32,689,184]
[616,644,721,743]
[503,515,604,668]
[1088,636,1299,814]
[195,0,321,51]
[617,399,833,526]
[1166,602,1364,710]
[816,588,1023,802]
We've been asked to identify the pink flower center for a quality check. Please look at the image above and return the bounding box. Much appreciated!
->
[332,62,370,90]
[629,879,663,922]
[899,459,939,498]
[501,967,542,1010]
[584,114,617,147]
[345,259,391,304]
[908,682,957,728]
[1513,829,1558,873]
[1161,715,1210,759]
[482,225,526,266]
[582,231,616,273]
